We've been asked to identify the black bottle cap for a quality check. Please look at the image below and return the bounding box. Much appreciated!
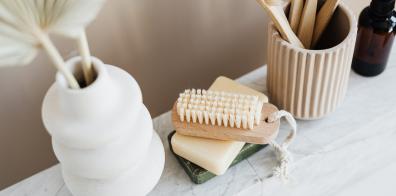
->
[370,0,395,16]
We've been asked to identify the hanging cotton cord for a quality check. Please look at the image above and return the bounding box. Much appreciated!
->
[267,110,297,182]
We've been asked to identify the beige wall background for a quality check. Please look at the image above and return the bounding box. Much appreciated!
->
[0,0,369,189]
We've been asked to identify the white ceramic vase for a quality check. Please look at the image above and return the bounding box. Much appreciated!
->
[42,57,165,196]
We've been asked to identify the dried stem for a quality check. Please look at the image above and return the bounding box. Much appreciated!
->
[35,29,80,89]
[78,30,94,85]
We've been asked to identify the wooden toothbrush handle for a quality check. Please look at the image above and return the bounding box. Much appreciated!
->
[257,0,305,48]
[288,0,304,33]
[297,0,318,48]
[312,0,341,47]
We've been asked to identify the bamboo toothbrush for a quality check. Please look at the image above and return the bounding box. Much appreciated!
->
[288,0,304,33]
[256,0,304,48]
[297,0,318,48]
[171,89,280,144]
[312,0,341,47]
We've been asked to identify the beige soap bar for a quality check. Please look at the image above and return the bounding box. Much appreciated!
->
[171,133,245,175]
[209,76,268,102]
[171,76,268,175]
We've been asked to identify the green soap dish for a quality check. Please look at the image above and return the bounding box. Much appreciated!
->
[168,131,267,184]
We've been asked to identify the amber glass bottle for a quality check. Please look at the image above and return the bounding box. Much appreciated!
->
[352,0,396,77]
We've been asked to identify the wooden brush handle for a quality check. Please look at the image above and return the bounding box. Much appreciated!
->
[172,102,280,144]
[257,0,305,48]
[288,0,304,33]
[297,0,318,48]
[312,0,341,47]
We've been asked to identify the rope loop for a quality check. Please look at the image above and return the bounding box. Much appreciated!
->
[267,110,297,182]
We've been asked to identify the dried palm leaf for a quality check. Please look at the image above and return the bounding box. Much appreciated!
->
[0,0,105,88]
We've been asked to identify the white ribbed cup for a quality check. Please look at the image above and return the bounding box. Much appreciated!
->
[267,2,357,120]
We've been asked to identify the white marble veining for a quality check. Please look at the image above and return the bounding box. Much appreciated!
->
[1,48,396,196]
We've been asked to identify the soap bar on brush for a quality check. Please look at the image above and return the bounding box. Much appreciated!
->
[170,76,269,182]
[168,131,267,184]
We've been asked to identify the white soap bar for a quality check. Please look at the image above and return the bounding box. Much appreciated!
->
[171,76,268,175]
[171,133,244,175]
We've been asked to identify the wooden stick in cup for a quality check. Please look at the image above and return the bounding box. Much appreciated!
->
[312,0,341,47]
[297,0,318,48]
[257,0,305,48]
[288,0,304,33]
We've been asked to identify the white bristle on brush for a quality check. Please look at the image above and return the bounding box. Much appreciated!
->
[176,89,264,130]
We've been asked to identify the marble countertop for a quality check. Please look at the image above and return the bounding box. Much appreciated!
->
[1,49,396,196]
